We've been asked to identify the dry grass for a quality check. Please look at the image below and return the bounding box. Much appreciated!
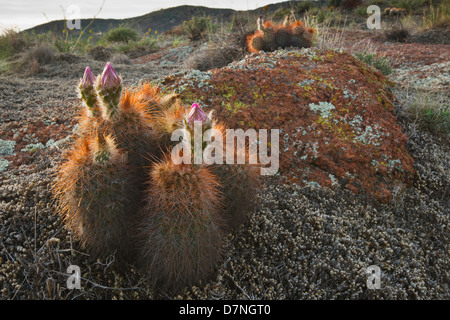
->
[183,45,242,71]
[12,44,56,76]
[162,24,186,36]
[422,1,450,30]
[111,53,132,65]
[314,26,346,51]
[0,28,27,60]
[383,20,410,42]
[182,17,252,71]
[395,88,450,136]
[349,37,378,55]
[88,45,113,61]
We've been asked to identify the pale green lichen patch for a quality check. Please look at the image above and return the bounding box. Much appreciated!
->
[329,174,338,186]
[372,155,404,174]
[343,89,358,100]
[0,158,10,172]
[298,79,315,87]
[169,69,214,94]
[309,101,335,119]
[45,137,71,150]
[353,124,385,146]
[303,180,322,189]
[0,139,16,156]
[21,143,45,152]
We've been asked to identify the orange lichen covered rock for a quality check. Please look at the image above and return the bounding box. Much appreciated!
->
[160,48,415,202]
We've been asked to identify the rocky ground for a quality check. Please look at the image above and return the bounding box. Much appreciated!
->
[0,28,448,299]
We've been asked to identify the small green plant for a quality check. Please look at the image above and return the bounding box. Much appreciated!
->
[354,51,392,75]
[372,57,392,76]
[52,30,93,54]
[105,25,140,43]
[183,16,217,41]
[113,36,158,55]
[305,6,321,17]
[49,1,104,53]
[53,28,74,53]
[171,36,188,47]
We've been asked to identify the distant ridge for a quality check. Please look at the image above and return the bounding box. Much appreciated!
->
[22,1,306,35]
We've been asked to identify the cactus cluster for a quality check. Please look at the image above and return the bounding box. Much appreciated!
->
[53,62,260,291]
[383,7,407,16]
[246,15,316,53]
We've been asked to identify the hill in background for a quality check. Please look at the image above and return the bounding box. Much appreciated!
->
[23,1,312,35]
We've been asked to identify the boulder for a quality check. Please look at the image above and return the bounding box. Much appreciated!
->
[160,48,415,202]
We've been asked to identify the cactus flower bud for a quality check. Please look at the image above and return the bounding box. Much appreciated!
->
[100,62,121,90]
[81,66,95,88]
[183,104,215,160]
[79,66,100,117]
[96,62,123,120]
[187,103,207,124]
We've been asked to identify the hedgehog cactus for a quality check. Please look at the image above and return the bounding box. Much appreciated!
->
[53,62,260,291]
[274,14,292,48]
[212,150,260,230]
[138,158,224,291]
[259,17,277,51]
[53,132,140,261]
[246,31,265,53]
[246,15,316,53]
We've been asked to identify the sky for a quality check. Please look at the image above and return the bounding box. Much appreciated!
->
[0,0,293,32]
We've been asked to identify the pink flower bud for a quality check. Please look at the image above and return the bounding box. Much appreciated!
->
[81,66,95,88]
[187,103,207,124]
[100,62,121,90]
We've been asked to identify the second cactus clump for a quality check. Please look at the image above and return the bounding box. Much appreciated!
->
[53,62,260,291]
[247,15,316,53]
